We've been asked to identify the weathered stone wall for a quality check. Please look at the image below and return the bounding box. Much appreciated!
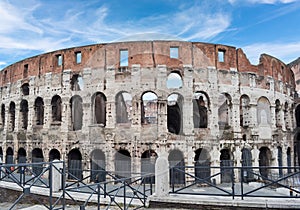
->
[0,41,295,182]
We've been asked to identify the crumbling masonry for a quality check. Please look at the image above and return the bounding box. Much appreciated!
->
[0,41,297,183]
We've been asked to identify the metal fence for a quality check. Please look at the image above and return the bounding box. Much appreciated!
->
[170,165,300,199]
[0,161,153,210]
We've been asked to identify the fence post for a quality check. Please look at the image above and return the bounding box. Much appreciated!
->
[241,167,244,200]
[155,156,169,196]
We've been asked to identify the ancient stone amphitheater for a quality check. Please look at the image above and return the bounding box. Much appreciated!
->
[0,40,296,183]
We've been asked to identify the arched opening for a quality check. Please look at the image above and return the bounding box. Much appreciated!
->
[240,95,250,127]
[51,95,62,122]
[167,72,182,89]
[218,93,232,130]
[141,92,158,125]
[167,93,183,134]
[257,97,271,126]
[193,92,209,128]
[68,149,82,180]
[241,148,253,182]
[168,149,185,185]
[21,83,29,96]
[297,133,300,167]
[20,100,28,130]
[17,148,26,164]
[1,104,5,128]
[141,149,157,184]
[287,147,292,173]
[6,147,13,164]
[92,92,106,126]
[70,74,83,91]
[284,102,289,129]
[0,147,3,162]
[194,148,210,183]
[277,146,283,177]
[34,97,44,126]
[220,149,232,183]
[90,149,106,182]
[275,100,281,128]
[49,149,61,162]
[259,147,271,179]
[70,95,83,131]
[9,102,15,131]
[296,105,300,127]
[32,148,44,175]
[115,149,131,179]
[116,92,132,124]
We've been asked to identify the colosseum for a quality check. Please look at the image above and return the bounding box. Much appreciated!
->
[0,40,297,184]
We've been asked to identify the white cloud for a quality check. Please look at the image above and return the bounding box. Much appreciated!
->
[242,42,300,64]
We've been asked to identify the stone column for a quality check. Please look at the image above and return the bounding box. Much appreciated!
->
[51,160,63,192]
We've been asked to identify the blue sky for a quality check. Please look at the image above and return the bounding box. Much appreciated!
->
[0,0,300,69]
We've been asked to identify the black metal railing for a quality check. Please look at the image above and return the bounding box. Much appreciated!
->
[0,161,153,210]
[170,165,300,200]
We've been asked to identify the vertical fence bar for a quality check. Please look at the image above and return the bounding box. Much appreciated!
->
[123,181,126,210]
[231,165,235,199]
[49,162,53,210]
[62,161,66,210]
[172,167,174,193]
[97,183,100,210]
[241,167,244,200]
[143,178,146,207]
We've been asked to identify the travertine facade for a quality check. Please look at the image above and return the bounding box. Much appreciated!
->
[0,41,296,183]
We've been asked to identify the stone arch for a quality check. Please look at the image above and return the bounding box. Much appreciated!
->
[51,95,62,122]
[49,149,61,161]
[194,148,210,182]
[32,148,44,175]
[17,148,27,164]
[90,149,106,182]
[220,148,233,183]
[70,74,83,91]
[284,102,289,129]
[259,147,272,179]
[295,104,300,127]
[6,147,13,164]
[115,92,132,124]
[92,92,106,126]
[193,92,209,128]
[21,83,29,96]
[167,71,183,89]
[275,99,281,128]
[218,93,232,129]
[141,92,158,125]
[1,104,5,128]
[68,148,82,180]
[277,146,283,177]
[287,147,292,173]
[0,147,2,162]
[141,149,157,184]
[167,93,183,134]
[9,102,15,131]
[241,148,253,182]
[20,99,29,130]
[257,97,271,126]
[34,97,44,126]
[70,95,83,131]
[240,95,250,127]
[115,149,131,179]
[168,149,185,185]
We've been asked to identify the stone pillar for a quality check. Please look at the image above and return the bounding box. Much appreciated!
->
[51,160,63,192]
[155,155,169,196]
[210,146,220,184]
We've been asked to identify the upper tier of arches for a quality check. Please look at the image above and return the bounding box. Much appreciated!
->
[0,41,295,88]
